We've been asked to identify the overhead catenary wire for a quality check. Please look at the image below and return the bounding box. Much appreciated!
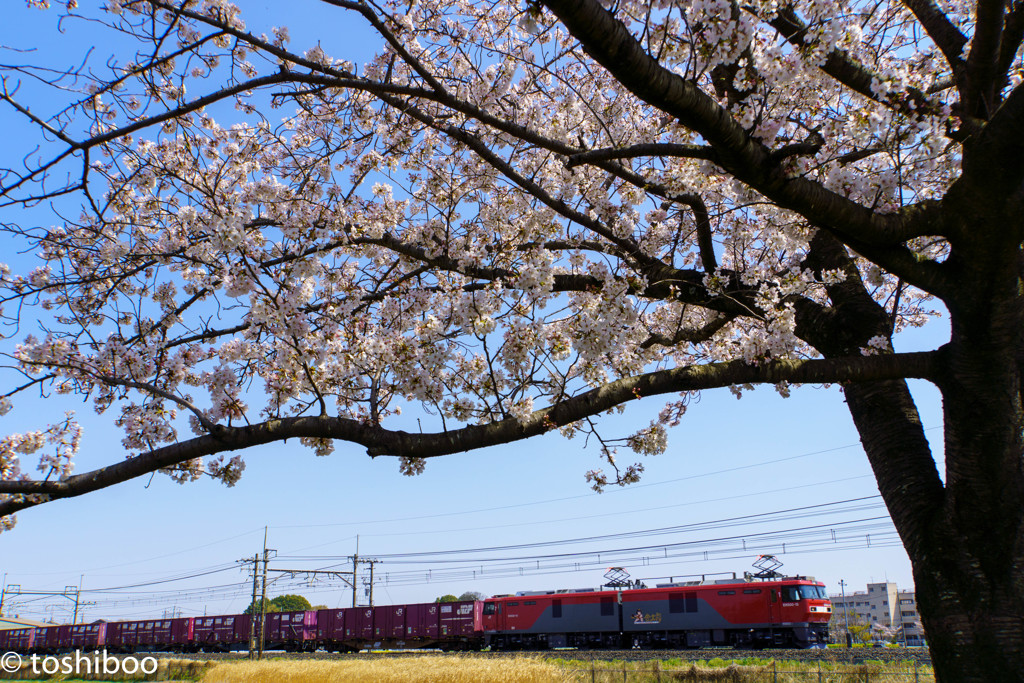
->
[276,496,885,562]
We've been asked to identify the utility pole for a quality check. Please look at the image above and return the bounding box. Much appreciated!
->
[0,574,6,617]
[839,580,852,647]
[368,560,375,607]
[245,553,259,659]
[352,535,359,608]
[258,527,275,660]
[362,559,379,607]
[71,575,83,624]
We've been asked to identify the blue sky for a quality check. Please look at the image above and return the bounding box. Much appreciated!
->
[0,1,946,623]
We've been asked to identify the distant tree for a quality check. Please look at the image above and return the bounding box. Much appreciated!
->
[829,610,874,645]
[271,594,312,612]
[458,592,486,602]
[243,598,280,616]
[871,622,900,645]
[242,594,311,614]
[311,605,328,611]
[435,595,459,603]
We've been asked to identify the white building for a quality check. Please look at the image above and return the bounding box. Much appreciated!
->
[829,581,925,646]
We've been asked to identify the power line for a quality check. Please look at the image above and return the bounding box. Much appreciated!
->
[347,474,878,539]
[278,496,884,562]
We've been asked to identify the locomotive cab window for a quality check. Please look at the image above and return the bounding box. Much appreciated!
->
[798,585,828,600]
[483,602,497,615]
[781,586,801,601]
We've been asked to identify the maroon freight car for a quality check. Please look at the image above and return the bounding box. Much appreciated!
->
[192,614,246,652]
[264,610,316,651]
[68,622,106,649]
[3,628,35,650]
[405,602,439,640]
[315,600,480,651]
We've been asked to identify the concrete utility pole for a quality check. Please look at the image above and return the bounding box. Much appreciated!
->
[247,553,259,659]
[71,575,83,624]
[352,535,359,608]
[258,527,274,660]
[839,580,852,647]
[367,560,376,607]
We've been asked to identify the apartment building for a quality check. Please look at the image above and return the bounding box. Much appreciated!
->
[829,581,925,646]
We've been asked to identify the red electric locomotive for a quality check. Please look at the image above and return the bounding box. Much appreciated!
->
[481,576,831,649]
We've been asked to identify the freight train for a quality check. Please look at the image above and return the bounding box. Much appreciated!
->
[0,575,831,653]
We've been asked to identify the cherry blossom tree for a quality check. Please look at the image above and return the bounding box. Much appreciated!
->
[0,0,1021,680]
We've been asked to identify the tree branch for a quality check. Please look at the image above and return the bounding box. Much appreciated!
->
[965,0,1008,118]
[997,2,1024,92]
[565,143,717,168]
[541,0,955,299]
[901,0,969,80]
[0,350,938,517]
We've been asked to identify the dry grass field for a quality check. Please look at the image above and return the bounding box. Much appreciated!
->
[0,654,934,682]
[199,656,935,683]
[201,655,574,683]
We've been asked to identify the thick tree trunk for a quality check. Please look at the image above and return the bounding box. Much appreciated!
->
[912,547,1024,683]
[842,286,1024,682]
[844,373,1024,683]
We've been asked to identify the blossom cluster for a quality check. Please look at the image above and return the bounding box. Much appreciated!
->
[0,0,964,503]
